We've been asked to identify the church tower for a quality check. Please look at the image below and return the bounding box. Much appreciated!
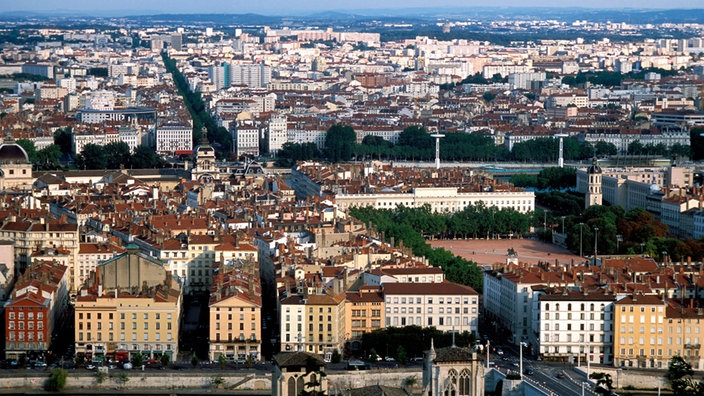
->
[191,128,216,181]
[585,157,602,209]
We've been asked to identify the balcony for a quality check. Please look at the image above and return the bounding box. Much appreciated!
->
[684,344,701,350]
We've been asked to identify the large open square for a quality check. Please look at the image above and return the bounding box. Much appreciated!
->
[430,238,583,266]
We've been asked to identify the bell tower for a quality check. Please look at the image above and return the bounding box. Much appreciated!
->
[585,157,602,209]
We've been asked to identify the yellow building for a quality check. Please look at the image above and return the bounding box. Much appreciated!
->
[345,286,384,340]
[305,293,346,361]
[208,265,262,362]
[613,294,667,369]
[74,245,182,362]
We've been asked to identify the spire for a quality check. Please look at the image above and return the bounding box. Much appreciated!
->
[200,127,210,146]
[429,338,436,361]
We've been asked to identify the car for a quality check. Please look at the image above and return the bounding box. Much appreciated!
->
[85,363,96,370]
[512,362,519,367]
[496,349,504,355]
[556,372,565,379]
[524,368,534,375]
[384,357,395,362]
[412,357,424,362]
[123,362,133,370]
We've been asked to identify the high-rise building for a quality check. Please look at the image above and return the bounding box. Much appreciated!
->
[230,63,271,89]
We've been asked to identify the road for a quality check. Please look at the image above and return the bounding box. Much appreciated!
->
[490,346,598,396]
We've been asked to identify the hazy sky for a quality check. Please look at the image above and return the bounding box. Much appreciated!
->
[0,0,700,15]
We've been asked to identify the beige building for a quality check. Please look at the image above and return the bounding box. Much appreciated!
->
[282,292,346,361]
[74,244,182,362]
[208,265,262,362]
[345,286,384,340]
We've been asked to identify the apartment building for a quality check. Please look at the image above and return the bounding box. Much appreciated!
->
[613,294,668,369]
[280,291,345,360]
[345,286,384,340]
[208,268,262,361]
[74,245,182,361]
[484,267,576,346]
[538,289,616,364]
[4,260,69,360]
[383,281,479,335]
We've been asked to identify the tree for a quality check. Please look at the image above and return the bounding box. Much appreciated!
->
[396,345,408,364]
[131,145,163,169]
[594,141,617,156]
[324,124,356,163]
[668,356,704,396]
[130,352,144,367]
[104,141,132,169]
[46,368,68,391]
[331,349,341,364]
[53,127,73,155]
[160,354,170,368]
[397,125,432,150]
[217,354,227,369]
[36,144,62,168]
[482,91,496,103]
[589,372,614,395]
[76,144,107,169]
[191,355,199,368]
[15,139,37,163]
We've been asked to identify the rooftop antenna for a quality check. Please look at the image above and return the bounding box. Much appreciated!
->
[430,128,445,170]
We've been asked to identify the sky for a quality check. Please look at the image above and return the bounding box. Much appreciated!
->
[0,0,700,15]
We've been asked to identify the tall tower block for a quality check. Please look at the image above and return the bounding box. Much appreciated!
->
[585,157,602,209]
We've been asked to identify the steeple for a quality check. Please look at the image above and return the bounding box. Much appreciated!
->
[429,338,436,361]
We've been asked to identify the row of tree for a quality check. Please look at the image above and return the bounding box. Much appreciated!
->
[561,205,704,262]
[75,142,164,170]
[509,167,578,191]
[161,53,232,156]
[349,203,537,292]
[360,326,474,363]
[562,68,680,88]
[278,124,680,165]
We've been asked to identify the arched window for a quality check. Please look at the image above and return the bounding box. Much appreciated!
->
[287,377,296,396]
[459,368,471,396]
[568,303,572,311]
[545,304,550,311]
[555,303,560,311]
[445,369,458,396]
[296,377,305,395]
[590,304,595,311]
[581,303,585,311]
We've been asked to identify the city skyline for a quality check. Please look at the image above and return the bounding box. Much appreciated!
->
[0,0,700,16]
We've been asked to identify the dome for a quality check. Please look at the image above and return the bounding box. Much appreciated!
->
[0,142,29,164]
[587,157,602,174]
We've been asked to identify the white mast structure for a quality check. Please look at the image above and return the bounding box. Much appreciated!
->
[555,133,568,168]
[430,132,445,170]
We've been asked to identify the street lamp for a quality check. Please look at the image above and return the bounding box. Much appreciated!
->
[561,216,565,234]
[640,242,645,255]
[616,234,623,253]
[519,341,527,380]
[578,223,584,258]
[594,226,599,264]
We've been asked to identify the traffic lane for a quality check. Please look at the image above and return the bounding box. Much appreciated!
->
[531,371,583,396]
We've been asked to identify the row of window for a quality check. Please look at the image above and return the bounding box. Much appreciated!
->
[386,296,477,305]
[78,332,173,342]
[7,311,44,320]
[78,321,172,331]
[8,332,43,341]
[544,303,609,311]
[78,312,172,321]
[7,321,44,330]
[618,336,702,346]
[386,315,473,327]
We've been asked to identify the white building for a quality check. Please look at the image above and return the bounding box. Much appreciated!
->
[383,281,479,335]
[233,120,260,156]
[266,114,288,155]
[335,187,535,214]
[231,64,271,89]
[537,289,616,364]
[484,268,575,347]
[280,295,306,352]
[156,124,193,154]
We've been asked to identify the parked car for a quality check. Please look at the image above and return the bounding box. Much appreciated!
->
[496,349,504,355]
[384,356,395,362]
[524,368,534,375]
[556,372,565,379]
